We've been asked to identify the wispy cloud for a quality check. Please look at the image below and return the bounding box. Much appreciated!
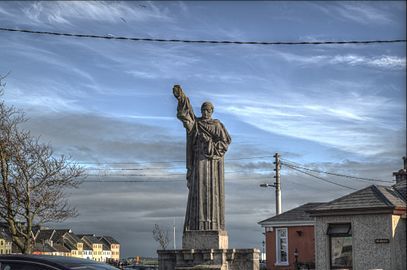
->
[21,1,172,25]
[7,84,84,113]
[276,51,406,70]
[215,83,404,156]
[313,2,398,25]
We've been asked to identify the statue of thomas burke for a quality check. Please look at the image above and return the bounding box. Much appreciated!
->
[173,85,231,233]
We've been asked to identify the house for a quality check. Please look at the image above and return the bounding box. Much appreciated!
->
[0,228,12,255]
[308,159,406,270]
[82,242,93,260]
[101,244,112,262]
[259,202,324,270]
[32,242,57,255]
[99,235,120,261]
[79,234,104,262]
[34,229,84,258]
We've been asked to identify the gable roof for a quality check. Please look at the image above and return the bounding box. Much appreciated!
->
[259,202,324,226]
[80,235,102,246]
[51,229,71,242]
[53,243,70,253]
[99,235,120,245]
[83,242,93,251]
[309,183,406,216]
[35,229,55,242]
[33,242,57,253]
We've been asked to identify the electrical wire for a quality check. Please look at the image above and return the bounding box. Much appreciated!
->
[280,159,391,183]
[82,179,184,183]
[284,163,357,190]
[76,155,275,165]
[1,27,405,46]
[84,169,272,177]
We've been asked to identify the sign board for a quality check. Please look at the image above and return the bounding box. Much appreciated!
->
[375,239,390,244]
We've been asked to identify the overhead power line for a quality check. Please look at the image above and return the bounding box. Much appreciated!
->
[280,159,391,183]
[284,163,357,190]
[75,155,275,165]
[1,27,405,46]
[82,179,184,183]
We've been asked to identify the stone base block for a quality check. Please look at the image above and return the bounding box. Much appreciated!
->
[182,230,228,249]
[158,248,260,270]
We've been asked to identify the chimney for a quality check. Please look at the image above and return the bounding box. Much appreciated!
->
[393,156,407,183]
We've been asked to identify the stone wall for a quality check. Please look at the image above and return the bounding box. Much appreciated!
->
[315,214,406,270]
[391,215,406,270]
[158,248,260,270]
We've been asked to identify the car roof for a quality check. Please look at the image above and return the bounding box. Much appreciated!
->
[0,255,119,270]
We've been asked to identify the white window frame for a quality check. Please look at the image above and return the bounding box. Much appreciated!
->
[275,227,289,266]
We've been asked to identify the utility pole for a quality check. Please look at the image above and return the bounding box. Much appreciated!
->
[274,153,282,215]
[260,153,282,215]
[173,218,176,249]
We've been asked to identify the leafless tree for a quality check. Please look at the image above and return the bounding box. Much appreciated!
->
[0,77,84,253]
[152,224,169,250]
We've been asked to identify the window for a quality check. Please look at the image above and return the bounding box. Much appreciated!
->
[327,223,352,269]
[275,228,288,265]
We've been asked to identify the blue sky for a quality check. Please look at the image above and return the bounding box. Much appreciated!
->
[0,1,405,258]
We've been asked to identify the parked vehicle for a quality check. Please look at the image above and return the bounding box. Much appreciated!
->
[0,255,119,270]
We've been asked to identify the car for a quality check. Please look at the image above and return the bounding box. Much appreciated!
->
[0,254,120,270]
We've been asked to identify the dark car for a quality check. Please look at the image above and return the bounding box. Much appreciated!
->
[0,255,119,270]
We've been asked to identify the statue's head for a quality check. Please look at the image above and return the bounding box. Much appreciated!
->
[201,101,214,120]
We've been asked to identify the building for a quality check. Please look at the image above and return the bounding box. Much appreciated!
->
[259,202,324,270]
[0,223,119,261]
[34,229,84,258]
[82,242,93,260]
[308,162,406,270]
[101,244,112,263]
[0,228,12,255]
[99,235,120,261]
[79,234,104,262]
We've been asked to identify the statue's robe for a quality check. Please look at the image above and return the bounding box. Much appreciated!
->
[176,95,231,231]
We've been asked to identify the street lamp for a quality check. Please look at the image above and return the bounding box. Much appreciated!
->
[259,183,276,188]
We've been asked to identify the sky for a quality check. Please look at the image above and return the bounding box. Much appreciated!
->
[0,1,406,259]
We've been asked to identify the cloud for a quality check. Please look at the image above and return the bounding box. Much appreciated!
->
[21,1,172,25]
[14,109,403,258]
[20,112,185,162]
[313,2,399,25]
[214,82,404,157]
[276,51,406,70]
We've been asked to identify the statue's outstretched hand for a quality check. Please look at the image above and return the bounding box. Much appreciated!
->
[173,85,183,99]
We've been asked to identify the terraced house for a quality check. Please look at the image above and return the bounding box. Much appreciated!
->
[7,227,122,262]
[33,229,84,257]
[77,234,103,262]
[0,229,12,255]
[99,236,120,262]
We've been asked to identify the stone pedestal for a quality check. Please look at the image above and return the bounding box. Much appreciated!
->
[182,230,228,250]
[158,248,260,270]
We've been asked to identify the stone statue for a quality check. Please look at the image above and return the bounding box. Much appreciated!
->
[173,85,231,232]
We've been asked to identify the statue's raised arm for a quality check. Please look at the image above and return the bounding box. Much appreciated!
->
[173,85,195,132]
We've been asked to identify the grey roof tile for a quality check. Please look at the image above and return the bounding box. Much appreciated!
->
[51,229,70,242]
[99,235,120,245]
[259,202,324,225]
[35,230,55,242]
[311,184,406,213]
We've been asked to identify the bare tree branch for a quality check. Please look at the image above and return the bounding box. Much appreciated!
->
[0,76,84,253]
[152,224,170,250]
